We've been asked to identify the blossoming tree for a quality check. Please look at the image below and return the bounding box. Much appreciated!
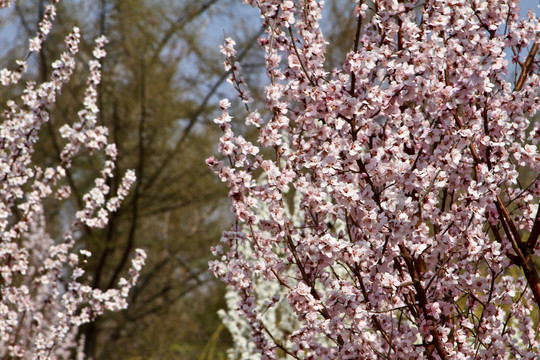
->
[209,0,540,358]
[0,1,145,358]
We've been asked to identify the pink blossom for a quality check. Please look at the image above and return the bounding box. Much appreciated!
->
[212,0,540,358]
[0,4,145,357]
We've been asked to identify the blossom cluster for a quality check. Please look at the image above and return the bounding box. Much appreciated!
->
[0,2,145,358]
[217,190,305,360]
[211,1,540,359]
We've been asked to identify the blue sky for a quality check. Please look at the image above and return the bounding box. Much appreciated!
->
[522,0,540,15]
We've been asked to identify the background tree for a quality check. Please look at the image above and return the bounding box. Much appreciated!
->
[5,0,269,358]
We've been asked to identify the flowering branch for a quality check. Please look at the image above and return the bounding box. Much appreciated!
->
[0,2,145,358]
[212,1,540,359]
